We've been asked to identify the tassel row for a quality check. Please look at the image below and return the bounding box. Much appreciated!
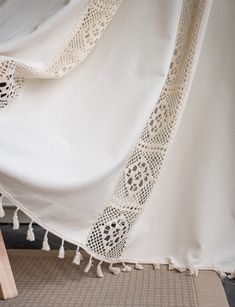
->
[0,195,5,218]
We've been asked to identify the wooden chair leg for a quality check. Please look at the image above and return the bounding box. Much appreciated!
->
[0,229,18,300]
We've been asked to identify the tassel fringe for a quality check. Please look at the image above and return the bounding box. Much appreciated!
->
[168,263,187,273]
[0,195,5,218]
[96,261,104,278]
[84,255,93,273]
[189,269,199,277]
[13,208,20,230]
[227,272,235,279]
[216,270,227,280]
[109,263,121,275]
[121,263,132,272]
[134,263,144,270]
[0,196,233,279]
[42,230,50,251]
[58,239,65,259]
[73,246,83,265]
[153,263,160,270]
[26,220,35,241]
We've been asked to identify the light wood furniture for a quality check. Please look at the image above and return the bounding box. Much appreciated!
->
[0,230,18,300]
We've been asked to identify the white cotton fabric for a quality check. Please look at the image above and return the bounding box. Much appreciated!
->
[126,0,235,271]
[0,0,182,244]
[0,0,234,272]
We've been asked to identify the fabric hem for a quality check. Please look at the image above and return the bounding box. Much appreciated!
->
[0,186,234,279]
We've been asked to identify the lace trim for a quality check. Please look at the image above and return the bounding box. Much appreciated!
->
[86,0,207,260]
[0,0,123,111]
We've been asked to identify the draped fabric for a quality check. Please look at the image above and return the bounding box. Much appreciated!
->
[0,0,234,277]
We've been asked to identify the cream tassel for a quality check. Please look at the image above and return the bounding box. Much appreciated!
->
[216,271,227,280]
[0,195,5,218]
[188,269,199,277]
[228,271,235,279]
[42,230,50,251]
[73,246,83,265]
[58,239,65,259]
[169,263,187,272]
[96,261,104,278]
[121,262,132,272]
[168,263,176,270]
[13,208,20,230]
[109,263,121,275]
[26,220,35,241]
[84,255,93,273]
[153,263,160,270]
[134,263,144,270]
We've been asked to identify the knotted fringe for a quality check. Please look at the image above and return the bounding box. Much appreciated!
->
[58,239,65,259]
[134,263,144,270]
[42,230,50,251]
[121,262,132,272]
[84,255,93,273]
[216,270,227,280]
[0,195,5,218]
[13,208,20,230]
[109,263,121,275]
[153,263,160,270]
[96,261,104,278]
[227,272,235,279]
[168,263,187,272]
[188,269,199,277]
[26,220,35,241]
[73,246,83,265]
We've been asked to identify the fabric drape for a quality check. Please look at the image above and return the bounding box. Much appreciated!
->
[0,0,234,276]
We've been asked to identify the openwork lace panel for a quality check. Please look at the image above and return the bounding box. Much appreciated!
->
[0,0,123,110]
[86,0,206,261]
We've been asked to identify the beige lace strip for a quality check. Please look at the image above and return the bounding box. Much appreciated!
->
[86,0,207,260]
[0,0,123,110]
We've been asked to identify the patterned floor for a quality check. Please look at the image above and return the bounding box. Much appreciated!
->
[0,224,232,307]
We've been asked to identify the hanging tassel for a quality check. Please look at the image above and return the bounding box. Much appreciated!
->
[58,239,65,259]
[73,246,83,265]
[96,261,104,278]
[0,195,5,218]
[42,230,50,251]
[169,263,187,272]
[26,220,35,241]
[109,263,121,275]
[13,208,20,230]
[188,269,199,277]
[134,263,144,270]
[168,263,176,270]
[84,255,93,273]
[227,272,235,280]
[121,262,132,272]
[216,270,227,280]
[153,263,160,270]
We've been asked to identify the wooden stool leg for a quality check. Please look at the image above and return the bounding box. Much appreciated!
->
[0,230,18,300]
